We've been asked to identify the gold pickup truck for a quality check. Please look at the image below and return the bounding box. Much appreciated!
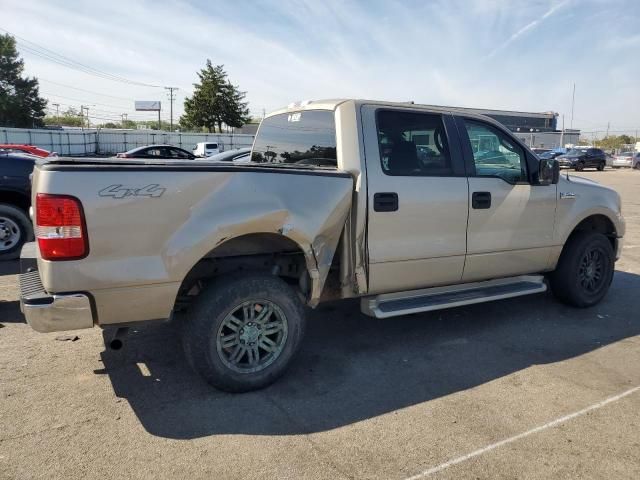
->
[20,99,625,392]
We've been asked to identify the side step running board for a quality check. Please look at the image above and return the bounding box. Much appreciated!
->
[361,275,547,319]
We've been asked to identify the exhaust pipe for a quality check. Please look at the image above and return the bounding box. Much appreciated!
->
[108,327,129,350]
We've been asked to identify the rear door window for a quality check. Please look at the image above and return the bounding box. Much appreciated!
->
[146,148,164,157]
[251,110,337,167]
[376,110,453,176]
[206,143,218,149]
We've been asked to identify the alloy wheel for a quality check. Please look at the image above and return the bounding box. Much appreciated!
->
[215,300,288,373]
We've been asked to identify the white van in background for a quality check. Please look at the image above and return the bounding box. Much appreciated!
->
[193,142,223,157]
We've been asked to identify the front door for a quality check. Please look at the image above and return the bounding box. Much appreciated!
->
[456,116,557,282]
[362,106,470,294]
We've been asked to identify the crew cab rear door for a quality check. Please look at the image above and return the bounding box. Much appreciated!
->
[361,106,469,294]
[454,115,557,281]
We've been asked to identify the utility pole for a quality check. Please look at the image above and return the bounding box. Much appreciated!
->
[570,82,576,130]
[606,121,610,138]
[165,87,178,132]
[121,113,128,126]
[560,114,565,148]
[79,105,91,129]
[52,103,60,125]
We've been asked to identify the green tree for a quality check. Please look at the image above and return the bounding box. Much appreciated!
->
[0,34,47,127]
[180,60,250,132]
[44,107,83,127]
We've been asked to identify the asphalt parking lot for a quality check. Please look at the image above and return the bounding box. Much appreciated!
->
[1,169,639,480]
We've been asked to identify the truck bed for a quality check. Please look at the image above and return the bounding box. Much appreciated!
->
[42,157,352,179]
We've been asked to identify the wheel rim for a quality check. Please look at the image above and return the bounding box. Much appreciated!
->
[0,216,21,252]
[216,300,288,373]
[578,247,606,294]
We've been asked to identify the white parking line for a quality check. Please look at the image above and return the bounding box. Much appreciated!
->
[404,385,640,480]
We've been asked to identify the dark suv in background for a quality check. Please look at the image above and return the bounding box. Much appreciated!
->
[557,147,607,171]
[0,151,39,260]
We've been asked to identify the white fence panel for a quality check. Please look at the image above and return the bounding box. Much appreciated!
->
[1,127,255,156]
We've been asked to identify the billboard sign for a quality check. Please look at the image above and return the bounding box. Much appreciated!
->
[135,101,161,111]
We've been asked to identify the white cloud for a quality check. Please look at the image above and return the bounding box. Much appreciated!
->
[1,0,638,133]
[485,0,570,58]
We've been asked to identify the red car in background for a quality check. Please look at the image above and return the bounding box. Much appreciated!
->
[0,144,56,157]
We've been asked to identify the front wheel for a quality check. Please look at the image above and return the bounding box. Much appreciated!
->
[549,232,614,308]
[182,274,306,392]
[574,162,585,171]
[597,161,605,171]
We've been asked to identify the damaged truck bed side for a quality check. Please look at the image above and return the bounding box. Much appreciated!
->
[21,99,624,392]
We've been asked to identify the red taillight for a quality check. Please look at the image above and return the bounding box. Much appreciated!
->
[35,194,88,260]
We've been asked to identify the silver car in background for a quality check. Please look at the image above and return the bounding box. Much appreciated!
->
[205,147,251,162]
[611,152,639,168]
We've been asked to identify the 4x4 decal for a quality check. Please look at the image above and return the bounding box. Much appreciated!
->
[99,184,166,199]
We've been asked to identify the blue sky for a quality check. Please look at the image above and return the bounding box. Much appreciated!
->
[2,0,638,134]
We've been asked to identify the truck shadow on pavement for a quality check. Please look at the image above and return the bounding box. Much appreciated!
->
[0,260,19,277]
[100,270,640,439]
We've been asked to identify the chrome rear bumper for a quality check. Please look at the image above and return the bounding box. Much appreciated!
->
[20,243,94,333]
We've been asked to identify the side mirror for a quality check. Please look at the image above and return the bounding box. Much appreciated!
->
[538,158,560,185]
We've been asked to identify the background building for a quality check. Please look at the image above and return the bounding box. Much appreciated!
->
[450,106,579,149]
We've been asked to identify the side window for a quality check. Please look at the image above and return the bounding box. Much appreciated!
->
[463,119,527,183]
[376,110,453,176]
[146,148,163,157]
[169,148,189,159]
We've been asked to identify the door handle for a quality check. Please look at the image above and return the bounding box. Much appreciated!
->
[373,192,399,212]
[472,191,491,209]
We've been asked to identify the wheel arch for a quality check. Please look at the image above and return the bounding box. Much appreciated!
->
[553,212,620,270]
[0,190,30,213]
[174,231,333,313]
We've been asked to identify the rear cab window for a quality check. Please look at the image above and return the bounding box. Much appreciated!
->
[251,110,337,167]
[206,143,218,149]
[375,110,453,176]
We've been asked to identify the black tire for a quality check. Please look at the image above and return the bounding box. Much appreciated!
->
[574,161,585,171]
[182,273,306,392]
[549,231,614,308]
[597,161,605,171]
[0,203,33,261]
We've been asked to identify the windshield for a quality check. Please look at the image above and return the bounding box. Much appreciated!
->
[251,110,337,167]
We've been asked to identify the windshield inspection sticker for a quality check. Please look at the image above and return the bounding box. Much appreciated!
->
[287,112,302,122]
[99,184,166,199]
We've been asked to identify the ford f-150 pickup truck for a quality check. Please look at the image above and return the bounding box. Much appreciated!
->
[20,99,625,392]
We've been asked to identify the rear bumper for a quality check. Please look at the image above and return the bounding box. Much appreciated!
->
[20,243,94,333]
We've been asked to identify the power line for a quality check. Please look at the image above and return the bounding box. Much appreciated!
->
[0,26,163,88]
[41,91,132,110]
[39,78,139,102]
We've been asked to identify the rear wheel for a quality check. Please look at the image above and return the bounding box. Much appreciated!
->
[550,232,614,307]
[597,161,605,171]
[182,273,306,392]
[0,204,33,261]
